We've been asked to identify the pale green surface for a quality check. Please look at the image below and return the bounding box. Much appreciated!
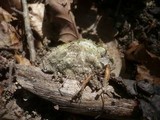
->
[40,39,113,80]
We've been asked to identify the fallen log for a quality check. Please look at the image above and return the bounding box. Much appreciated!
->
[15,64,139,120]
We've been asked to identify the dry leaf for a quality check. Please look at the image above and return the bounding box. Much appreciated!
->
[28,3,45,38]
[136,65,160,84]
[0,21,20,49]
[126,42,160,84]
[0,7,14,22]
[136,65,154,82]
[14,55,31,66]
[0,7,20,49]
[126,44,160,76]
[43,0,80,43]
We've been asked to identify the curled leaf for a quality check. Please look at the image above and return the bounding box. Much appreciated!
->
[43,0,80,43]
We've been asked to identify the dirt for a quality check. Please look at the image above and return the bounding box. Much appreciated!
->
[0,0,160,120]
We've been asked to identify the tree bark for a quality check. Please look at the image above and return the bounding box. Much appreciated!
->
[15,64,139,120]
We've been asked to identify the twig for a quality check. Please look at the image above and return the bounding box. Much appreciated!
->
[82,15,102,35]
[7,60,15,93]
[96,65,120,98]
[11,7,23,15]
[8,60,14,83]
[97,65,111,97]
[81,74,93,91]
[71,74,92,102]
[22,0,36,62]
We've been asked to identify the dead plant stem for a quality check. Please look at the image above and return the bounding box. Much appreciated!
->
[22,0,36,62]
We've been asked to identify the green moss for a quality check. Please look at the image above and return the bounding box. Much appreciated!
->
[40,39,113,80]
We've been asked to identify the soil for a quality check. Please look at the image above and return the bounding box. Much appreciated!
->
[0,0,160,120]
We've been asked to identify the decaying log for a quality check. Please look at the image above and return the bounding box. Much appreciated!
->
[15,64,139,120]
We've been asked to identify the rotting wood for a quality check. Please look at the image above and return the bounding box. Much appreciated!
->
[15,64,139,120]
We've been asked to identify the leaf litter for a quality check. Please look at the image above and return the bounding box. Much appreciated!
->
[0,0,160,120]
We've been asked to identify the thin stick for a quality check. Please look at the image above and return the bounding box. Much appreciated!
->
[22,0,36,62]
[80,74,92,93]
[7,60,15,93]
[71,74,92,102]
[11,7,23,15]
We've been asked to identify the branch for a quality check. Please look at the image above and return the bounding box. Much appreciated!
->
[15,64,139,120]
[22,0,36,62]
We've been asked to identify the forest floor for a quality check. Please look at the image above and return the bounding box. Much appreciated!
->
[0,0,160,120]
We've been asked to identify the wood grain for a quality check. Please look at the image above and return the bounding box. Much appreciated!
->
[15,64,139,120]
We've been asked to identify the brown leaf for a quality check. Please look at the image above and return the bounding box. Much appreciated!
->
[136,65,154,82]
[126,43,144,62]
[0,7,14,22]
[126,44,160,76]
[0,21,20,49]
[14,55,31,66]
[136,65,160,84]
[126,43,160,84]
[43,0,80,43]
[0,7,20,49]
